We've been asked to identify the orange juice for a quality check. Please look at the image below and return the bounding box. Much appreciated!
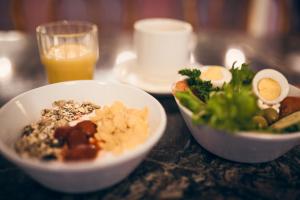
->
[41,44,97,83]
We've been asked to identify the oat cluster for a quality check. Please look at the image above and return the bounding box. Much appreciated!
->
[15,100,100,160]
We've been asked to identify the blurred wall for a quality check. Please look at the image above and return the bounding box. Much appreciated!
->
[0,0,297,37]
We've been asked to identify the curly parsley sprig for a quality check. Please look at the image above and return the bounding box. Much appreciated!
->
[178,68,215,102]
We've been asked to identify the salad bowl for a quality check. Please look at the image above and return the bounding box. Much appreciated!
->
[175,82,300,163]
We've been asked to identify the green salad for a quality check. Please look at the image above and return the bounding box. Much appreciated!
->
[174,64,300,133]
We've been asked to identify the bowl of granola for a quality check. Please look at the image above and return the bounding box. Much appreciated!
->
[0,80,166,193]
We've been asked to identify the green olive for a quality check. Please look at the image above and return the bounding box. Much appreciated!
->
[252,115,268,129]
[262,108,279,124]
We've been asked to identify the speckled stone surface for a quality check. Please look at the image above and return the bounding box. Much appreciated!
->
[1,96,300,200]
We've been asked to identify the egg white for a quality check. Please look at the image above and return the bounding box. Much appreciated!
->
[257,99,280,113]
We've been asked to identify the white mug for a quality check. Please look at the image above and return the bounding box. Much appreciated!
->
[134,18,193,82]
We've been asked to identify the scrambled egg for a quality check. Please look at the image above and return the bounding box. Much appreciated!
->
[92,101,149,154]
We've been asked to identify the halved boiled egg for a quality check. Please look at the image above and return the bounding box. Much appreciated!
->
[199,66,232,88]
[252,69,289,106]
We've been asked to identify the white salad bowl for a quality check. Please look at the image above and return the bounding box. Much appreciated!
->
[0,81,167,193]
[175,84,300,163]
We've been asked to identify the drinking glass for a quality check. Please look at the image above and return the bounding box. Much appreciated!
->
[36,21,99,83]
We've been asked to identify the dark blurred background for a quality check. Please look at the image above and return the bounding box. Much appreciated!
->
[0,0,299,35]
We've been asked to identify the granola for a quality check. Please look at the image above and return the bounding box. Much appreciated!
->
[14,100,100,160]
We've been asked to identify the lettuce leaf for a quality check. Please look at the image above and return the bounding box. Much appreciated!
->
[230,63,255,91]
[195,84,259,132]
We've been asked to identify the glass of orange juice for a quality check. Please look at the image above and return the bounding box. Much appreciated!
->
[36,21,98,83]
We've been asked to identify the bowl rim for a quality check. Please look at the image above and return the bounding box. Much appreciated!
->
[172,79,300,142]
[0,80,167,172]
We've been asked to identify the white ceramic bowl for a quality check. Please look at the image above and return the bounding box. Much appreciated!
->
[174,84,300,163]
[0,81,167,193]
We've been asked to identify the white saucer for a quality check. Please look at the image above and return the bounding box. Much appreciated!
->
[113,58,199,95]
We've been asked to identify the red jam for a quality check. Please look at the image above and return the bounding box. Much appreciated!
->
[54,120,99,161]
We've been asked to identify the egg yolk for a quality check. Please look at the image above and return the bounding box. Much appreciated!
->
[258,78,281,101]
[200,67,223,81]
